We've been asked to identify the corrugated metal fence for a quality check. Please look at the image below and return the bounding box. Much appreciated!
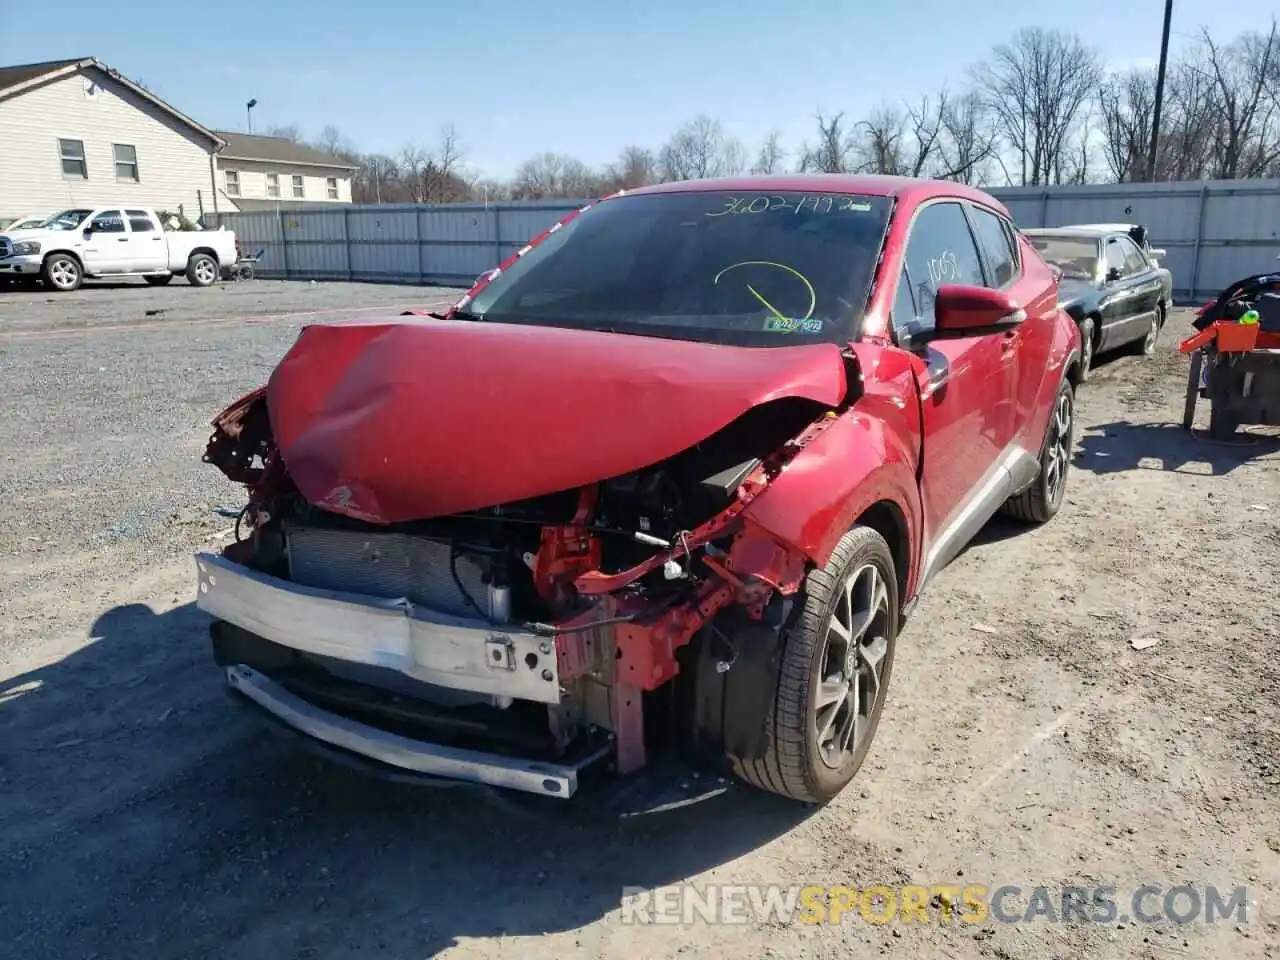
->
[212,179,1280,302]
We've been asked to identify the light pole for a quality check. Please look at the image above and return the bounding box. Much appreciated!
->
[1147,0,1174,181]
[246,98,258,134]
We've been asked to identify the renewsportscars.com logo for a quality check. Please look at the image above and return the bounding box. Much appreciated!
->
[619,884,1251,926]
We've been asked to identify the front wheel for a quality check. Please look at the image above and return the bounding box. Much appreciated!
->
[186,253,218,287]
[730,526,899,805]
[42,253,82,292]
[1001,379,1075,524]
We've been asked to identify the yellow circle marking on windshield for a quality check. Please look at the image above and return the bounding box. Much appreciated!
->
[714,261,817,322]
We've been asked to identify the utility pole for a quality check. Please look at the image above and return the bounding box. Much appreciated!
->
[1147,0,1174,181]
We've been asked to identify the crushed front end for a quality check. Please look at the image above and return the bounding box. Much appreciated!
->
[195,321,852,801]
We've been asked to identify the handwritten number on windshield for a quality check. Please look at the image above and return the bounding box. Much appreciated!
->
[706,195,871,217]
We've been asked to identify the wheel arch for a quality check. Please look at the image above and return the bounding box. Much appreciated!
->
[853,500,911,621]
[43,248,83,270]
[188,246,220,265]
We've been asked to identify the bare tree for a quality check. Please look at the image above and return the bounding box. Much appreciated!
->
[936,91,1001,183]
[798,111,855,173]
[1098,69,1156,181]
[751,130,786,174]
[605,146,658,189]
[657,115,744,181]
[511,152,603,199]
[263,123,301,142]
[972,27,1102,184]
[852,104,909,175]
[1196,22,1280,178]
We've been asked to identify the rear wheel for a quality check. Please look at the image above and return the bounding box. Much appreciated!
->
[730,526,898,805]
[1001,379,1074,524]
[186,253,218,287]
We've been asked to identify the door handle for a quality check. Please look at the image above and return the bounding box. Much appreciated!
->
[116,237,129,242]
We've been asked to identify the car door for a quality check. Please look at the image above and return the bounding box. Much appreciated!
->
[1118,235,1164,330]
[124,210,168,271]
[81,210,128,273]
[1098,236,1146,350]
[891,199,1016,582]
[963,204,1057,461]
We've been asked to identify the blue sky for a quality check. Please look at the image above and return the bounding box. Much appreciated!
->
[0,0,1270,179]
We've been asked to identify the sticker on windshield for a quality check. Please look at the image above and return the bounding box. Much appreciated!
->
[763,316,824,334]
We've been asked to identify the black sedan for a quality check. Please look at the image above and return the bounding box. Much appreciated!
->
[1023,226,1174,381]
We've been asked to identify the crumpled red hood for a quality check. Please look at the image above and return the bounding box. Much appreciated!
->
[265,317,848,523]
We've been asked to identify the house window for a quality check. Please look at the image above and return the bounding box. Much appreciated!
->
[267,173,280,198]
[225,170,240,196]
[292,175,304,198]
[326,177,338,200]
[113,144,139,182]
[59,138,87,178]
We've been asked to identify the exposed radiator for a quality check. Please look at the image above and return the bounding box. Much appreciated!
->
[284,523,489,619]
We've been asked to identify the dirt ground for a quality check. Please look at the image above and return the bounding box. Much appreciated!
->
[0,285,1277,960]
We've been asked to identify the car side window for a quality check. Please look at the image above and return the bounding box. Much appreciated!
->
[125,209,155,233]
[1117,236,1148,275]
[966,205,1019,288]
[900,202,987,331]
[90,211,125,233]
[1104,239,1127,279]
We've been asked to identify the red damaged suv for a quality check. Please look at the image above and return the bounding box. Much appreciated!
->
[197,175,1081,809]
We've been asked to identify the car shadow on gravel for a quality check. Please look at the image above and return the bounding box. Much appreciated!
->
[1073,420,1280,476]
[0,600,816,960]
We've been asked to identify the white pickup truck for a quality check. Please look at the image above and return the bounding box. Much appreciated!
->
[0,206,239,292]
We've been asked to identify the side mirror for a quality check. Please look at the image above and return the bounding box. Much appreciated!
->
[1149,248,1166,260]
[932,285,1026,337]
[1106,267,1122,282]
[82,228,92,240]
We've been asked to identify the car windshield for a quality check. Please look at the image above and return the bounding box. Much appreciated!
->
[43,209,93,231]
[463,190,894,347]
[1027,234,1099,280]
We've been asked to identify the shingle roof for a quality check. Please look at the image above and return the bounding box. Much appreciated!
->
[213,131,359,169]
[0,58,91,93]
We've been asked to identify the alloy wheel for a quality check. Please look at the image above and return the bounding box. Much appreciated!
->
[814,563,891,769]
[1044,390,1073,506]
[50,259,79,290]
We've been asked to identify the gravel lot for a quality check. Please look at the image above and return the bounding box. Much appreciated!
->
[0,285,1277,960]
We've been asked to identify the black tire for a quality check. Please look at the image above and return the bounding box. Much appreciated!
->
[1002,378,1075,524]
[186,252,218,287]
[1078,316,1096,383]
[730,526,899,805]
[144,274,173,286]
[1182,351,1202,430]
[41,253,83,292]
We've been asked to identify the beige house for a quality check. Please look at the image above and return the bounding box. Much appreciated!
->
[213,132,357,211]
[0,57,228,226]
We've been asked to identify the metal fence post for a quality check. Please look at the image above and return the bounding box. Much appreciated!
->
[1040,189,1050,226]
[343,207,353,281]
[279,208,292,280]
[1189,182,1209,301]
[414,205,424,284]
[492,204,503,269]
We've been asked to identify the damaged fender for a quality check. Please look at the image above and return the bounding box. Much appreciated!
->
[741,346,923,592]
